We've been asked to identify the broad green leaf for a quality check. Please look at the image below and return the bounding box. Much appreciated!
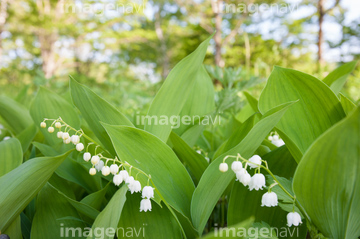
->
[16,124,38,153]
[145,35,212,142]
[80,183,110,211]
[244,91,259,112]
[87,186,127,239]
[323,61,357,95]
[0,95,33,134]
[258,66,345,162]
[170,132,208,184]
[191,102,295,233]
[293,106,360,239]
[103,124,195,220]
[69,78,133,155]
[31,183,86,239]
[30,87,80,145]
[340,93,356,115]
[0,150,72,231]
[0,138,23,176]
[0,138,23,239]
[118,192,182,239]
[181,124,206,147]
[200,217,254,239]
[174,65,215,135]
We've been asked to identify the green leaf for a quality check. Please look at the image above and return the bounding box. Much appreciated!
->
[30,183,86,239]
[118,192,182,239]
[200,217,254,239]
[0,138,23,239]
[293,106,360,239]
[174,65,215,135]
[340,93,356,115]
[144,35,212,142]
[191,102,295,233]
[0,150,72,231]
[0,138,23,176]
[323,61,357,95]
[16,124,38,153]
[0,96,33,134]
[244,91,259,112]
[169,131,208,184]
[258,66,345,162]
[102,124,195,220]
[87,186,127,239]
[30,87,80,145]
[69,78,133,155]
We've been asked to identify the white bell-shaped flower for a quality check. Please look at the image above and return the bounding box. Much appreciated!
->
[57,131,63,139]
[119,170,129,181]
[76,143,84,152]
[89,168,96,176]
[248,155,262,168]
[128,180,141,194]
[231,161,243,173]
[140,198,152,212]
[113,174,123,186]
[62,132,70,140]
[55,122,62,129]
[239,170,251,187]
[272,139,285,147]
[110,164,119,175]
[261,192,278,207]
[83,152,91,162]
[125,176,135,185]
[101,166,111,176]
[287,212,302,227]
[95,160,104,172]
[91,155,100,165]
[71,135,80,145]
[142,186,155,199]
[219,163,228,172]
[249,173,266,191]
[40,122,46,128]
[48,127,54,133]
[63,138,71,144]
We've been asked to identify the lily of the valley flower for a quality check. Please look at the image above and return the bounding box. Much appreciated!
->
[48,127,54,133]
[91,155,100,165]
[142,186,154,199]
[83,152,91,162]
[62,132,70,140]
[261,192,278,207]
[71,135,80,145]
[63,138,71,144]
[57,131,63,139]
[219,163,228,172]
[89,168,96,176]
[113,174,123,186]
[236,169,251,186]
[40,122,46,128]
[76,143,84,152]
[287,212,302,227]
[95,160,104,171]
[128,180,141,194]
[110,164,119,175]
[55,122,61,128]
[231,161,243,172]
[140,198,152,212]
[101,166,111,176]
[119,170,129,181]
[249,173,266,191]
[248,155,262,168]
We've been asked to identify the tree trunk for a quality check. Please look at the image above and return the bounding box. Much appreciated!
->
[0,0,9,65]
[155,5,170,79]
[212,0,224,67]
[317,0,324,69]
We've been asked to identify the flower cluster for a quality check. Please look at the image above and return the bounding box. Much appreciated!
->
[41,118,155,212]
[268,133,285,147]
[219,153,302,227]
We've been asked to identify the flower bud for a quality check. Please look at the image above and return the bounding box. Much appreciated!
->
[63,138,71,144]
[57,131,63,139]
[89,168,96,176]
[76,143,84,151]
[231,161,243,172]
[83,152,91,162]
[48,127,54,133]
[219,163,228,172]
[40,122,46,128]
[55,122,62,129]
[91,155,100,165]
[248,155,262,169]
[101,166,111,176]
[62,132,70,140]
[71,135,80,145]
